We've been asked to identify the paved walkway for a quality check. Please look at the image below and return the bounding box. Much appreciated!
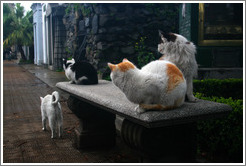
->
[3,61,137,163]
[20,63,70,99]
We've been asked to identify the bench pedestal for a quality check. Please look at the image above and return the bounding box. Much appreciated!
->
[56,81,232,163]
[121,119,197,162]
[67,95,116,149]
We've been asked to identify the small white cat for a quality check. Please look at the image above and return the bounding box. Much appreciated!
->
[158,30,198,102]
[40,91,63,138]
[108,58,187,113]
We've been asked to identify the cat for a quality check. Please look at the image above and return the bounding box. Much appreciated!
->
[40,91,63,139]
[108,58,187,113]
[158,30,198,102]
[62,58,98,85]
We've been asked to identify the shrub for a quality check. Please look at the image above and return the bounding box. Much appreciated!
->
[193,79,243,99]
[18,59,33,64]
[56,69,64,72]
[135,36,155,68]
[195,93,243,162]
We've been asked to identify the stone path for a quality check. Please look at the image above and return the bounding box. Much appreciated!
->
[3,61,137,163]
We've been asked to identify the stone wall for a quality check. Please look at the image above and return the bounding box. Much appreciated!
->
[63,3,179,77]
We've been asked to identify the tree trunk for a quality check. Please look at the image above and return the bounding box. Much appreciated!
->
[18,45,26,60]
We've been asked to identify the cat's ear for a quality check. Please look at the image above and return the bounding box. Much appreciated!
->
[40,97,43,103]
[108,63,117,71]
[159,30,166,42]
[158,30,164,37]
[122,58,129,62]
[159,31,177,42]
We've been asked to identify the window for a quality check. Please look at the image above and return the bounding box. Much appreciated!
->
[198,3,243,46]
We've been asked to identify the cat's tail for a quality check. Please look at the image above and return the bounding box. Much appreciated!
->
[139,97,185,111]
[51,91,60,105]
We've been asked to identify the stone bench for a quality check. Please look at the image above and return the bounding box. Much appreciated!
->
[56,80,232,162]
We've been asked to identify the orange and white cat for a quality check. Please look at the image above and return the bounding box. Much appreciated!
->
[108,58,187,113]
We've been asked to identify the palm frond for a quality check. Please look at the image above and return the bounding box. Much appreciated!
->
[3,3,34,50]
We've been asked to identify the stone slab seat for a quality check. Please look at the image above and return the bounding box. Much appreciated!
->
[56,80,232,162]
[56,80,232,128]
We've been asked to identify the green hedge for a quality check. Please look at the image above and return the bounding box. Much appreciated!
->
[195,92,243,162]
[193,79,243,99]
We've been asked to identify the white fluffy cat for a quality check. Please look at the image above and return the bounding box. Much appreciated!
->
[40,91,63,138]
[108,58,187,113]
[158,30,198,102]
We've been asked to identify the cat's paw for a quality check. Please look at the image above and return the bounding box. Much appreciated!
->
[187,95,199,103]
[69,81,74,84]
[134,105,145,114]
[51,134,56,139]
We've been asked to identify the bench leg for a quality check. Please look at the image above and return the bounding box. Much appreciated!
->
[121,119,197,162]
[67,95,116,149]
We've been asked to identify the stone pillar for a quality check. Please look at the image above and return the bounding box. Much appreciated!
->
[121,119,197,162]
[31,3,43,65]
[53,7,66,70]
[67,95,116,149]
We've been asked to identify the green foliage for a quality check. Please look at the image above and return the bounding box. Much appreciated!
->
[3,4,15,41]
[67,57,73,60]
[144,3,177,17]
[195,82,243,162]
[193,79,243,99]
[65,47,73,57]
[80,5,91,17]
[19,59,33,64]
[102,75,111,81]
[73,3,80,12]
[65,5,72,15]
[3,3,33,60]
[135,36,155,68]
[65,46,73,60]
[65,4,91,17]
[15,3,24,19]
[144,4,179,32]
[3,3,12,16]
[56,69,64,72]
[3,3,33,50]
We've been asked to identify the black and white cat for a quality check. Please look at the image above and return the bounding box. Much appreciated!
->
[62,58,98,85]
